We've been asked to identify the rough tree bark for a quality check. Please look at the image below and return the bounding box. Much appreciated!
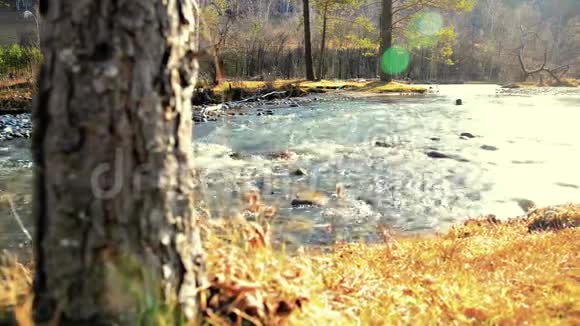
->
[33,0,205,324]
[379,0,393,82]
[303,0,315,80]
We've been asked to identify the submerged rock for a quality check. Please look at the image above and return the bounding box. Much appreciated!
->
[426,151,469,162]
[480,145,499,151]
[291,191,329,207]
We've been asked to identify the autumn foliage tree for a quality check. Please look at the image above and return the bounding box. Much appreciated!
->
[379,0,475,81]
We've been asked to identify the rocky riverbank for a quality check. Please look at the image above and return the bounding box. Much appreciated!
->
[193,94,323,122]
[0,96,325,141]
[0,113,31,141]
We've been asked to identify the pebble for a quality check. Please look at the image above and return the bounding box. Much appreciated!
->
[0,114,32,142]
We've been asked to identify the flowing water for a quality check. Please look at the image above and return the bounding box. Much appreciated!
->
[1,85,580,249]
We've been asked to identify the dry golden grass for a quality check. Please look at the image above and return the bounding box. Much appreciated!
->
[203,207,579,325]
[1,203,578,325]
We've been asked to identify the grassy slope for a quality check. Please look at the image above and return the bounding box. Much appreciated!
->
[1,205,578,325]
[212,79,427,94]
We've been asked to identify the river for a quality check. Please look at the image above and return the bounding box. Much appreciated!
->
[1,84,580,249]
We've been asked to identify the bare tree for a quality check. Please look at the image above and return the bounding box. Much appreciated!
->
[516,26,569,84]
[33,0,204,324]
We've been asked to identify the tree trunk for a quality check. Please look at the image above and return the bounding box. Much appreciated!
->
[302,0,315,80]
[379,0,393,82]
[318,4,329,80]
[33,1,205,324]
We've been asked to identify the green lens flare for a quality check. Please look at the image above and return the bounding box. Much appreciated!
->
[417,11,444,36]
[380,47,411,75]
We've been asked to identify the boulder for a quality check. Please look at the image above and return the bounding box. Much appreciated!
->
[291,191,329,207]
[292,168,308,176]
[426,151,469,162]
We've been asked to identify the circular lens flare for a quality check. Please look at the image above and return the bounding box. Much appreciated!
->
[381,47,411,75]
[417,11,443,36]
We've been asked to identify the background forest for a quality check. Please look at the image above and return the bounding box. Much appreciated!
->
[200,0,580,82]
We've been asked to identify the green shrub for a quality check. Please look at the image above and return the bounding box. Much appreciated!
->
[0,44,42,76]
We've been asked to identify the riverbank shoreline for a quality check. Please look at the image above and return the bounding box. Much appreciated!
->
[0,79,430,140]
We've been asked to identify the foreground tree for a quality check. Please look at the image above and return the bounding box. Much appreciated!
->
[33,0,204,324]
[303,0,316,80]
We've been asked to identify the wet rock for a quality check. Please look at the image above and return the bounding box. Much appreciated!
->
[291,191,329,207]
[527,204,580,232]
[229,152,251,160]
[480,145,498,151]
[515,198,536,213]
[265,110,274,115]
[356,196,376,207]
[455,99,463,105]
[267,150,295,160]
[292,168,308,176]
[375,141,394,148]
[426,151,450,159]
[459,132,476,139]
